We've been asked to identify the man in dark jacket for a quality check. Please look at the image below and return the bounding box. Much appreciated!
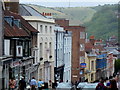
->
[19,77,26,90]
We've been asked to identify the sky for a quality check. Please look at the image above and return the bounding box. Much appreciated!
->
[19,0,119,7]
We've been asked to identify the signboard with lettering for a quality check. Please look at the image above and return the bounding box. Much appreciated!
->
[80,63,86,68]
[11,61,21,68]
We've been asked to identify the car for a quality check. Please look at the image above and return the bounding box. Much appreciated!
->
[56,82,75,90]
[82,83,97,90]
[77,82,98,90]
[77,82,88,89]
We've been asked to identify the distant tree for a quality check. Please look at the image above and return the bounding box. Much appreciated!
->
[115,59,120,73]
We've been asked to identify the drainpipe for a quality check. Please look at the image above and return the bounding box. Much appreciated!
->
[56,30,58,68]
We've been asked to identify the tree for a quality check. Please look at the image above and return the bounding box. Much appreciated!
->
[115,59,120,73]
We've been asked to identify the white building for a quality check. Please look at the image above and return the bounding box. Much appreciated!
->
[20,5,55,83]
[63,31,72,83]
[54,25,72,83]
[0,1,3,89]
[54,26,65,82]
[23,16,55,83]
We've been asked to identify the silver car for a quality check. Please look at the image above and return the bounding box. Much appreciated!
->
[56,82,75,90]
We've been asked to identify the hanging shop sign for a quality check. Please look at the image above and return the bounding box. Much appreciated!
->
[80,63,86,68]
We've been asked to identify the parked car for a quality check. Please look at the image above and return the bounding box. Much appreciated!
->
[82,83,97,90]
[77,82,88,89]
[77,82,98,90]
[56,82,75,90]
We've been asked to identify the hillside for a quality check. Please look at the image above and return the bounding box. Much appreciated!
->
[85,4,118,39]
[28,4,96,25]
[28,4,118,40]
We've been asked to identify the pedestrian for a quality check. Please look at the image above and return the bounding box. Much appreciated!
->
[114,74,120,89]
[105,77,110,88]
[109,79,118,90]
[30,76,37,90]
[49,80,52,88]
[18,77,26,90]
[38,79,44,90]
[96,77,107,90]
[9,77,16,90]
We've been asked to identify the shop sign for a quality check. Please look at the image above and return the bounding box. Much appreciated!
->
[80,63,86,68]
[22,60,32,66]
[72,75,77,77]
[11,61,21,68]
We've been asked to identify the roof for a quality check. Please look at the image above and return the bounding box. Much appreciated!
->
[19,4,45,17]
[64,26,85,32]
[19,4,55,24]
[85,41,95,52]
[94,45,105,51]
[90,35,95,39]
[64,26,85,29]
[4,21,29,37]
[4,10,39,33]
[22,16,55,24]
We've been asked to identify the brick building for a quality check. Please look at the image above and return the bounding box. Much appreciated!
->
[55,19,86,83]
[4,0,19,14]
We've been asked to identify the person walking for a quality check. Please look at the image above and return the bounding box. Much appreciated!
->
[9,78,16,90]
[18,77,26,90]
[38,79,44,90]
[109,79,118,90]
[114,74,120,90]
[105,77,110,88]
[30,77,37,90]
[96,77,107,90]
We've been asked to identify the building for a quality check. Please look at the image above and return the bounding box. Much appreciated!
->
[96,53,107,80]
[1,10,39,89]
[55,19,86,83]
[20,5,55,84]
[106,52,115,77]
[63,31,72,83]
[0,0,3,57]
[85,41,97,82]
[0,1,3,90]
[54,26,65,82]
[4,0,19,13]
[54,25,72,83]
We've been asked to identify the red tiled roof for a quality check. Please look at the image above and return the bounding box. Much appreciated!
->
[94,45,105,51]
[64,26,85,29]
[4,10,39,33]
[90,35,95,39]
[4,21,29,37]
[85,41,95,51]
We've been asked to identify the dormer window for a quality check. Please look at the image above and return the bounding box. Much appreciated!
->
[4,16,14,26]
[14,19,21,28]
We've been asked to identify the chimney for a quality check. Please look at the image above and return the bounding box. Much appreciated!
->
[90,35,95,45]
[4,0,19,13]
